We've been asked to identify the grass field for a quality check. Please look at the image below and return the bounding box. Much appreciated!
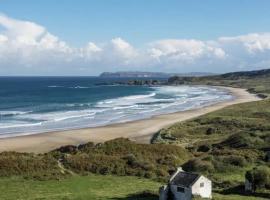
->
[0,175,161,200]
[1,174,269,200]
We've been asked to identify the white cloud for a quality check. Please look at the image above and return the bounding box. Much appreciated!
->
[0,34,8,42]
[219,33,270,53]
[1,13,270,75]
[148,39,226,63]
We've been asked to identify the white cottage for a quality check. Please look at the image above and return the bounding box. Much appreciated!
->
[159,168,212,200]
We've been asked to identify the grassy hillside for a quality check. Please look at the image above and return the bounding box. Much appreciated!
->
[152,99,270,198]
[168,68,270,97]
[0,139,190,181]
[152,69,270,198]
[0,139,189,199]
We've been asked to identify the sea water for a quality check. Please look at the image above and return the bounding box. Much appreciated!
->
[0,77,232,138]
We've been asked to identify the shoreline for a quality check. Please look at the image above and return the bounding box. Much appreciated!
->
[0,86,260,153]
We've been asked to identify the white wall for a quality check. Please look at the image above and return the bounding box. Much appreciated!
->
[191,176,212,199]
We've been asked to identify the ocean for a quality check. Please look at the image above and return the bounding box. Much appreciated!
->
[0,77,232,138]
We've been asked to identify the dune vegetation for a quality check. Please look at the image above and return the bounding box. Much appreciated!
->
[153,69,270,198]
[1,68,270,199]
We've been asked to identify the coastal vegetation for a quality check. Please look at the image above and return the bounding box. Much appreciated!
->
[0,139,189,181]
[168,68,270,98]
[1,68,270,199]
[0,138,269,199]
[152,68,270,198]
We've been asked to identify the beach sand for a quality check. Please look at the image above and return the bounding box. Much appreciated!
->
[0,86,260,153]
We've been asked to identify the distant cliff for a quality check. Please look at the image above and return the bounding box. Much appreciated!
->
[99,71,215,78]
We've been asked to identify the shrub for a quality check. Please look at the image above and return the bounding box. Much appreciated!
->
[245,166,270,192]
[222,155,247,167]
[55,145,78,154]
[197,144,211,152]
[0,152,64,180]
[60,138,189,179]
[182,158,214,173]
[206,127,216,135]
[78,142,95,152]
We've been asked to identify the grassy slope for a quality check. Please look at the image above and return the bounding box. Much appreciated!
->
[1,175,268,200]
[0,175,161,200]
[153,100,270,186]
[154,69,270,198]
[154,100,270,148]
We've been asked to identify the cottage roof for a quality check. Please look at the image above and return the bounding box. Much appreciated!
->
[170,171,200,187]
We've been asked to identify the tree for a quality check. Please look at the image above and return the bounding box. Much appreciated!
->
[245,166,270,192]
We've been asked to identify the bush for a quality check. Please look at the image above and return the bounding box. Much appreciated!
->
[182,158,214,173]
[222,155,247,167]
[245,166,270,192]
[206,127,216,135]
[197,144,211,152]
[55,145,78,154]
[0,152,64,180]
[59,138,189,179]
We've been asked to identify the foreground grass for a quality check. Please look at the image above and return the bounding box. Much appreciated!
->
[1,175,269,200]
[0,175,161,200]
[212,194,268,200]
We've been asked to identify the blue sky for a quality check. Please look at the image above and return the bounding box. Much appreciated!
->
[2,0,270,46]
[0,0,270,75]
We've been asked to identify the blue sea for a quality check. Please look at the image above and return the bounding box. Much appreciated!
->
[0,77,232,138]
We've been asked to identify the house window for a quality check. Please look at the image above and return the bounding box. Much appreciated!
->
[177,186,185,193]
[200,182,204,188]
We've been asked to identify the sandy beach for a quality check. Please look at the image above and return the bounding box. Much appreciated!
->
[0,86,260,153]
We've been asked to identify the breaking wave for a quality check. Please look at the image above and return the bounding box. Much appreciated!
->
[0,85,232,138]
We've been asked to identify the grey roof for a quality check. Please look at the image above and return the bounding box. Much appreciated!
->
[170,171,200,187]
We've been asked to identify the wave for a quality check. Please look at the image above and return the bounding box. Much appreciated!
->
[0,111,30,117]
[69,86,91,89]
[52,111,98,122]
[97,92,157,107]
[0,85,232,137]
[48,85,64,88]
[16,108,107,123]
[122,92,156,100]
[112,105,139,110]
[0,122,42,129]
[49,85,92,89]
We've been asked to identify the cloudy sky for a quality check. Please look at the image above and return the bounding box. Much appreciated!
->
[1,0,270,75]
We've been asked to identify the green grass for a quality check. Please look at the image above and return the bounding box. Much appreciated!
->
[0,138,190,181]
[1,175,268,200]
[0,175,161,200]
[212,193,268,200]
[0,175,267,200]
[153,99,270,149]
[152,99,270,196]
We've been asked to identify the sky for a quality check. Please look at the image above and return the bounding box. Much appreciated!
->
[1,0,270,75]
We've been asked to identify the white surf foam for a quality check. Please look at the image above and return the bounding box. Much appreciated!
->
[0,86,232,137]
